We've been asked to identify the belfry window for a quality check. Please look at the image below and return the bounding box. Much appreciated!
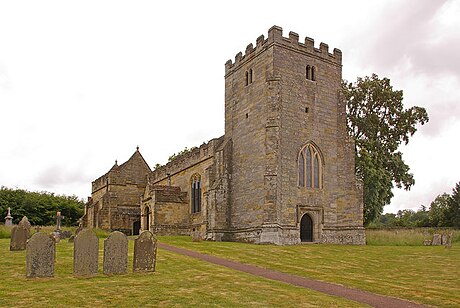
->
[306,65,316,81]
[191,174,201,213]
[245,69,254,86]
[298,143,323,189]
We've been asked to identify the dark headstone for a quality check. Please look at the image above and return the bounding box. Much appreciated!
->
[103,231,128,275]
[133,231,157,272]
[61,230,72,239]
[10,225,28,251]
[26,232,55,278]
[73,229,99,277]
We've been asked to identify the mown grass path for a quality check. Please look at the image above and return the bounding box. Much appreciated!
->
[160,242,427,308]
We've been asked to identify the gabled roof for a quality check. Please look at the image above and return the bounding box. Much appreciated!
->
[117,147,151,173]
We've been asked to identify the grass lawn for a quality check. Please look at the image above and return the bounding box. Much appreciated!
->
[0,238,365,307]
[160,236,460,308]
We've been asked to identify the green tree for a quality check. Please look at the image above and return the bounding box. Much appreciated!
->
[446,182,460,228]
[428,193,451,227]
[0,186,84,226]
[343,74,429,225]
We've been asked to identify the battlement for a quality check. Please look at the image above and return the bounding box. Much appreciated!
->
[225,25,342,75]
[150,136,224,183]
[92,174,109,193]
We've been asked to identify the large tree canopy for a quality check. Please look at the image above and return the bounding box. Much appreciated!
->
[0,186,84,226]
[343,74,429,225]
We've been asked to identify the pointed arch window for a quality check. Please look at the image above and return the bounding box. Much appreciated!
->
[191,174,201,213]
[298,143,323,189]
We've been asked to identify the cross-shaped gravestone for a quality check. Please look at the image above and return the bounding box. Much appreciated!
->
[4,207,13,227]
[55,211,64,232]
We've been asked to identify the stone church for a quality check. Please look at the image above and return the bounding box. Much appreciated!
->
[82,26,365,245]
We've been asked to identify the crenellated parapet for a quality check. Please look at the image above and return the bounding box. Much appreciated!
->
[149,136,224,183]
[92,174,109,193]
[225,25,342,75]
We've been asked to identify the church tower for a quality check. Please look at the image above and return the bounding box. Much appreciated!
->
[223,26,365,244]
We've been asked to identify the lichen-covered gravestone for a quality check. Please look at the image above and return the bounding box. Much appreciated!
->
[133,231,157,272]
[19,216,32,236]
[73,229,99,277]
[432,234,442,246]
[26,232,55,278]
[103,231,128,275]
[10,224,29,251]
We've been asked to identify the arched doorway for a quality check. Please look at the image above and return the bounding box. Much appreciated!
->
[300,214,313,242]
[133,221,140,235]
[144,206,150,231]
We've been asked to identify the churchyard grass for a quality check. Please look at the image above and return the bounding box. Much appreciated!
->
[366,228,460,246]
[160,235,460,307]
[0,238,364,307]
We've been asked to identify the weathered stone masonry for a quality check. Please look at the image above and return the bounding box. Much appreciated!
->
[82,26,365,245]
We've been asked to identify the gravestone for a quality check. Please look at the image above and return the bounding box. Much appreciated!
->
[191,230,203,242]
[60,230,72,239]
[432,234,442,246]
[441,234,448,245]
[423,239,431,246]
[4,207,13,227]
[445,232,453,248]
[19,216,32,236]
[26,232,55,278]
[55,211,63,232]
[73,229,99,277]
[69,221,83,243]
[10,225,28,251]
[133,231,157,272]
[103,231,128,275]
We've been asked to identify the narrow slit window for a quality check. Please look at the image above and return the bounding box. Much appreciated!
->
[249,69,253,83]
[311,66,316,81]
[245,71,249,86]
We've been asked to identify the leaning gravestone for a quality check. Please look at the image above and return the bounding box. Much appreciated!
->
[133,231,157,272]
[432,234,442,246]
[103,231,128,275]
[10,225,28,251]
[73,229,99,277]
[26,232,55,278]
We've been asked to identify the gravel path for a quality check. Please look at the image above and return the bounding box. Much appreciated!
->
[159,243,428,308]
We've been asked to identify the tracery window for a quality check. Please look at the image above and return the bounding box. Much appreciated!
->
[191,174,201,213]
[298,143,323,189]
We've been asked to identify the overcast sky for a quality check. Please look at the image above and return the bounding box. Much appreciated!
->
[1,0,459,213]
